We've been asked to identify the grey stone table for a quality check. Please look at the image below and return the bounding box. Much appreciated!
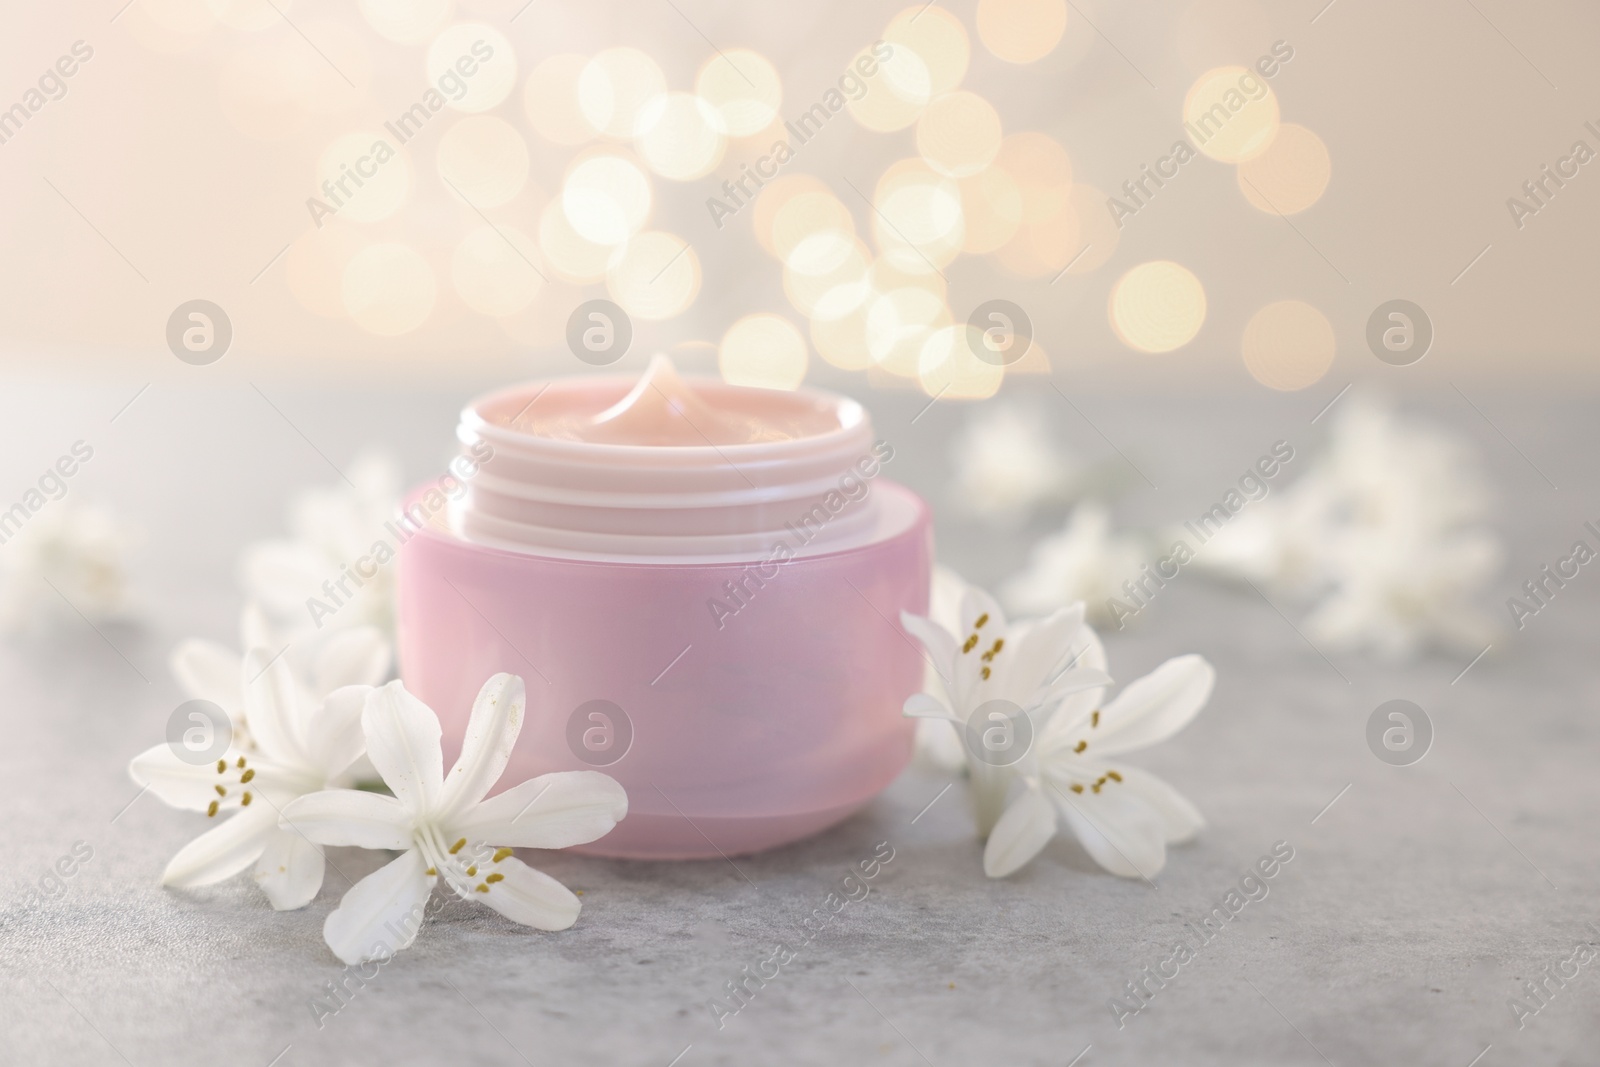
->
[1,374,1595,1066]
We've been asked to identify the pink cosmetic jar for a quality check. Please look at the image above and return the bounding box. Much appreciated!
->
[396,357,932,859]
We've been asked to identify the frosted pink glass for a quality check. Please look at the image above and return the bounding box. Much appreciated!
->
[396,481,932,859]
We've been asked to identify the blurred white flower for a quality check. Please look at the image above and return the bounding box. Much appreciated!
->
[912,565,973,773]
[1197,397,1500,658]
[948,404,1083,524]
[241,452,402,643]
[0,500,134,631]
[1001,503,1147,627]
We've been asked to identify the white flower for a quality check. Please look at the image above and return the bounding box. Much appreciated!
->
[900,582,1112,837]
[948,404,1083,524]
[281,676,628,965]
[0,500,134,630]
[241,451,402,642]
[129,634,388,909]
[984,650,1214,880]
[1001,502,1148,627]
[1196,397,1500,658]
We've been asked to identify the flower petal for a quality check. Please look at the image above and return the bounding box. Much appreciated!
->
[302,685,370,779]
[281,789,413,849]
[1050,780,1168,880]
[243,648,308,766]
[469,856,582,931]
[1001,602,1087,699]
[902,691,960,722]
[323,849,435,965]
[170,639,242,712]
[1093,655,1215,756]
[160,803,278,888]
[451,771,627,849]
[130,743,231,811]
[900,611,957,692]
[252,828,326,910]
[437,674,526,819]
[309,626,393,696]
[957,585,1007,637]
[361,681,443,813]
[982,788,1057,878]
[241,540,328,618]
[1107,763,1204,843]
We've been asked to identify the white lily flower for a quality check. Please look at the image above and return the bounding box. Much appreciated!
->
[281,676,628,965]
[1001,502,1148,628]
[128,645,383,910]
[900,583,1112,837]
[241,451,402,642]
[984,652,1214,880]
[948,404,1084,525]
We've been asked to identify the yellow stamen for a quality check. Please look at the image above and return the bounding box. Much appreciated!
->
[974,613,989,628]
[237,757,246,769]
[1091,710,1100,727]
[476,884,489,893]
[241,792,252,806]
[1106,770,1122,782]
[215,784,227,796]
[493,848,513,863]
[1074,740,1087,753]
[240,769,255,784]
[449,837,467,854]
[1091,782,1102,793]
[1069,784,1083,794]
[485,873,504,884]
[962,634,979,653]
[425,867,437,876]
[991,638,1004,654]
[216,759,226,774]
[207,800,219,816]
[981,667,991,680]
[465,866,477,877]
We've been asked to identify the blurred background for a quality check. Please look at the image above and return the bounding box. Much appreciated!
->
[3,0,1597,392]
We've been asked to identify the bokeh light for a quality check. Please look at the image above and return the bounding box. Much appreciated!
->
[1241,299,1336,390]
[998,132,1073,223]
[538,199,611,283]
[635,93,726,181]
[209,0,283,33]
[524,54,599,145]
[437,116,529,208]
[451,225,544,317]
[1109,261,1207,353]
[958,166,1024,253]
[426,24,516,113]
[316,131,411,223]
[606,231,701,320]
[1182,65,1280,163]
[883,6,970,100]
[976,0,1068,64]
[578,48,666,139]
[342,243,437,335]
[917,91,1003,178]
[720,314,809,390]
[696,50,783,137]
[873,159,965,273]
[561,152,652,246]
[1237,122,1331,215]
[919,324,1004,398]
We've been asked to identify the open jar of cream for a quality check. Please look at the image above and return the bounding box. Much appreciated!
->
[397,356,932,859]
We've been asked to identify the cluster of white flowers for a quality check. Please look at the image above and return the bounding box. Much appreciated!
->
[129,632,628,964]
[904,569,1214,880]
[1196,397,1501,659]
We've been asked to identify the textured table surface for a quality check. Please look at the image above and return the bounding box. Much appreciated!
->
[1,376,1595,1067]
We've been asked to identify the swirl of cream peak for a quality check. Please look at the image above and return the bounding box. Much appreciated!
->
[499,354,845,446]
